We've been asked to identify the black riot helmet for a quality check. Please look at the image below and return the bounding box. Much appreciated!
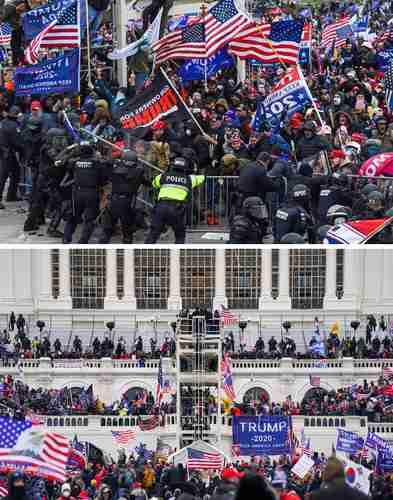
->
[79,139,94,157]
[121,149,137,164]
[367,190,384,211]
[361,183,378,196]
[280,233,306,244]
[242,197,268,221]
[172,157,191,174]
[326,204,351,225]
[290,184,311,203]
[331,172,348,187]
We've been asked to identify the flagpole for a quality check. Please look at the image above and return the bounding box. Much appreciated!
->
[296,64,325,127]
[84,0,93,87]
[160,67,209,138]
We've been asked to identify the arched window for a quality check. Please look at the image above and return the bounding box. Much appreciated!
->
[302,387,328,407]
[123,387,148,402]
[70,250,106,309]
[290,250,326,309]
[243,387,270,406]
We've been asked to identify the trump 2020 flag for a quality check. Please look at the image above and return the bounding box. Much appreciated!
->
[14,49,80,96]
[0,416,69,481]
[178,48,234,81]
[22,0,78,40]
[258,65,311,128]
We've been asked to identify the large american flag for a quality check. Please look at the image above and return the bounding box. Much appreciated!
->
[0,480,7,498]
[219,304,235,326]
[221,352,236,401]
[321,17,351,49]
[25,19,57,64]
[383,367,393,379]
[153,22,207,64]
[0,416,69,482]
[204,0,253,57]
[111,430,136,447]
[384,63,393,113]
[0,23,11,45]
[229,20,304,65]
[139,415,159,431]
[187,448,223,469]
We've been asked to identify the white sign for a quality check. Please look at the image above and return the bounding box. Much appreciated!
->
[342,459,371,495]
[291,455,315,479]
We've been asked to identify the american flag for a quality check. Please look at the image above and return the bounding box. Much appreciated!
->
[302,438,312,457]
[187,448,223,469]
[153,22,207,64]
[204,0,253,57]
[25,410,44,426]
[25,0,79,63]
[0,480,7,498]
[383,367,393,379]
[309,375,320,387]
[229,20,304,65]
[0,23,11,45]
[221,352,236,401]
[321,17,352,49]
[384,63,393,113]
[111,430,136,447]
[0,416,69,482]
[219,304,235,326]
[155,356,164,407]
[139,415,159,431]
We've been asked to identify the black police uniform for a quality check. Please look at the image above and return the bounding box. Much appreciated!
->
[99,157,150,243]
[229,196,269,244]
[237,163,280,201]
[274,205,311,242]
[317,184,353,224]
[63,153,106,243]
[0,115,23,203]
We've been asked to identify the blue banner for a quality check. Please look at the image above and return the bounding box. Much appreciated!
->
[365,431,389,450]
[299,47,310,66]
[378,447,393,471]
[377,50,393,71]
[22,0,72,39]
[14,49,80,96]
[336,429,364,454]
[232,416,292,456]
[178,48,234,81]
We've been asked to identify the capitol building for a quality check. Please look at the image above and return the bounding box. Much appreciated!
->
[0,248,392,457]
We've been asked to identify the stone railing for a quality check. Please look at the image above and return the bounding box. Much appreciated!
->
[42,413,177,430]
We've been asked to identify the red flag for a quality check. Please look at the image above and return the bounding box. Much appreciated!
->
[358,152,393,177]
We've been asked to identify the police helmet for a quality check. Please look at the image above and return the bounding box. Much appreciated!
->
[361,183,378,196]
[172,156,190,173]
[368,190,384,211]
[331,172,348,187]
[79,140,94,156]
[317,224,333,242]
[326,204,351,225]
[242,197,268,221]
[280,233,306,244]
[290,184,310,202]
[230,215,251,241]
[121,149,137,163]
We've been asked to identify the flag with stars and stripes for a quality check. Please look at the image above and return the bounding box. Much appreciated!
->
[0,416,69,482]
[153,22,207,64]
[384,62,393,112]
[111,430,136,447]
[221,352,236,402]
[155,356,164,406]
[24,0,80,64]
[321,17,352,49]
[383,367,393,379]
[0,23,11,45]
[228,20,304,65]
[204,0,254,57]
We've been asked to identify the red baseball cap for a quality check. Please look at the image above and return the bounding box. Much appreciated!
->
[31,100,42,111]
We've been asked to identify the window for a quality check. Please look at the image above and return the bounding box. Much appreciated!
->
[134,250,170,309]
[243,387,270,405]
[51,249,60,299]
[116,250,124,300]
[70,250,106,309]
[290,250,326,309]
[225,250,261,309]
[271,250,279,299]
[336,250,344,299]
[180,250,215,309]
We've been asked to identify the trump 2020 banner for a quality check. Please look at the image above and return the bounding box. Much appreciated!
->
[14,49,80,96]
[336,429,364,454]
[232,416,292,456]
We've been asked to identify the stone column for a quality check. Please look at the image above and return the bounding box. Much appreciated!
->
[104,249,119,310]
[324,249,337,309]
[213,249,227,310]
[123,250,137,309]
[168,249,182,310]
[259,249,273,310]
[56,250,72,309]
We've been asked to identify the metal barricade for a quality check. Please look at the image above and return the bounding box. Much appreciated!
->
[187,176,239,231]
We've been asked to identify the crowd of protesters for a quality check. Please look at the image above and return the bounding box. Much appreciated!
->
[1,0,393,241]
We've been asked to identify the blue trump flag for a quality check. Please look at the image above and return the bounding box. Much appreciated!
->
[22,0,74,39]
[232,416,292,456]
[377,50,393,72]
[336,429,364,454]
[378,446,393,471]
[178,48,234,81]
[14,49,80,96]
[365,431,390,450]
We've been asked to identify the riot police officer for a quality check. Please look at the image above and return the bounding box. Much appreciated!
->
[0,105,23,208]
[229,197,269,243]
[317,174,353,224]
[63,140,107,244]
[99,150,151,243]
[145,157,205,244]
[274,184,313,243]
[326,204,352,226]
[352,183,377,217]
[364,191,385,219]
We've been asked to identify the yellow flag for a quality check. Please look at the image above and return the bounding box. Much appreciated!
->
[223,398,233,414]
[331,321,340,337]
